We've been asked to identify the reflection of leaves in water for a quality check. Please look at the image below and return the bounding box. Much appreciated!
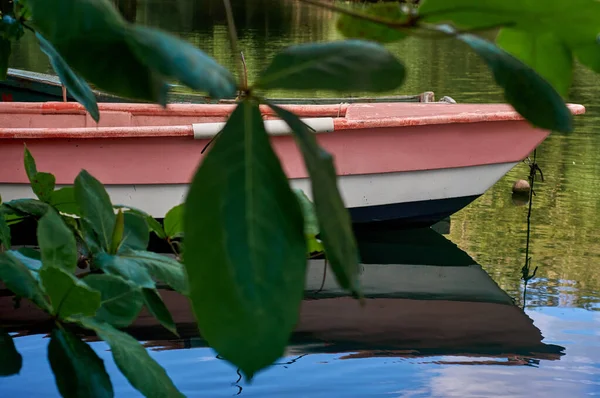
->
[216,353,310,395]
[233,368,242,395]
[273,353,309,367]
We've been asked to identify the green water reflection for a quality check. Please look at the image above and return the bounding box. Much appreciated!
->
[8,0,600,310]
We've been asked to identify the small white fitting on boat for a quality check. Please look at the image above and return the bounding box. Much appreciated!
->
[192,117,335,139]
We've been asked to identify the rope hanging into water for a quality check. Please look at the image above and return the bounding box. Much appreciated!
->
[521,149,542,305]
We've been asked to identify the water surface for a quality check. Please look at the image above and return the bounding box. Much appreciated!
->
[4,1,600,396]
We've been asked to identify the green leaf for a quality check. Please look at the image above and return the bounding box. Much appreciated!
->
[336,3,408,43]
[126,25,236,99]
[1,14,24,40]
[16,247,42,261]
[141,288,177,336]
[294,189,319,238]
[307,236,324,255]
[25,174,56,204]
[447,29,573,133]
[36,32,100,122]
[271,105,361,295]
[83,274,143,328]
[74,170,116,251]
[3,199,49,217]
[163,204,184,239]
[37,208,77,273]
[114,205,165,239]
[48,327,114,398]
[2,215,22,227]
[0,252,48,310]
[293,190,324,256]
[27,0,166,103]
[419,0,600,75]
[294,189,324,256]
[255,40,405,92]
[115,250,187,294]
[23,146,38,180]
[14,0,32,20]
[496,29,573,96]
[94,252,155,290]
[80,218,102,255]
[10,249,42,275]
[0,212,10,248]
[110,210,125,255]
[419,0,600,38]
[50,187,80,216]
[22,147,62,205]
[40,267,101,319]
[0,38,10,81]
[1,205,28,226]
[121,212,149,251]
[0,328,22,376]
[78,318,183,398]
[573,42,600,73]
[184,101,306,379]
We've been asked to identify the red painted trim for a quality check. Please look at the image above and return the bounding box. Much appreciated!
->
[0,102,349,118]
[0,125,194,139]
[0,101,584,120]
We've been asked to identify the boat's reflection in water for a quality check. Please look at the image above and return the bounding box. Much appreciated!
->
[125,225,564,368]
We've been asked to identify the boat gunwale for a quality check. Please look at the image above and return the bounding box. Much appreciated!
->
[0,102,586,140]
[0,101,350,117]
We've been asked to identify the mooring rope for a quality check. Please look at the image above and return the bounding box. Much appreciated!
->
[521,149,542,306]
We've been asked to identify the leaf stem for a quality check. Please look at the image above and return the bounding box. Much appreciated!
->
[21,21,35,34]
[240,51,248,89]
[222,0,245,89]
[297,0,417,30]
[55,319,67,332]
[298,0,513,40]
[167,238,179,257]
[419,21,516,40]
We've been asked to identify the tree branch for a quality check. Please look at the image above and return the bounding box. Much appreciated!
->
[297,0,417,30]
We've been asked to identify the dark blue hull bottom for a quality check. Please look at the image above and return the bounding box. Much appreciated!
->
[350,194,481,230]
[8,195,480,250]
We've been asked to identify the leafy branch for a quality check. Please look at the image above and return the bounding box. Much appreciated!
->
[0,148,188,396]
[300,0,586,133]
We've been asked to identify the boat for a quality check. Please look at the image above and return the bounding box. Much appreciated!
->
[0,100,585,232]
[1,227,564,363]
[1,68,434,104]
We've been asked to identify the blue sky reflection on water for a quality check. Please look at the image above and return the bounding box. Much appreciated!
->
[2,308,599,397]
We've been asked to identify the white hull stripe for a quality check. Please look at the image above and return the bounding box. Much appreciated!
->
[0,162,517,218]
[192,117,334,139]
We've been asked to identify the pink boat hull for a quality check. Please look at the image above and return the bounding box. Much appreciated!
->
[0,101,586,228]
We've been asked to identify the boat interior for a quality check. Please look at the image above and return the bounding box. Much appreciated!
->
[0,100,557,132]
